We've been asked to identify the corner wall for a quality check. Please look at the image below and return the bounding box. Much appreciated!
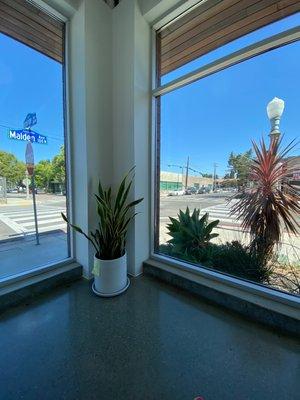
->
[69,0,113,277]
[112,0,151,276]
[50,0,154,277]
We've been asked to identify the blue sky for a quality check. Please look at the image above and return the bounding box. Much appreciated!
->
[0,14,299,177]
[0,33,64,164]
[161,13,300,177]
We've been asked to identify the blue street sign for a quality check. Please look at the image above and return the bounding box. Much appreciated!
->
[24,113,37,129]
[8,129,47,144]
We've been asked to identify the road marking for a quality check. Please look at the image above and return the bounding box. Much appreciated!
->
[200,203,241,227]
[22,217,64,227]
[13,212,65,222]
[0,214,26,234]
[0,209,67,237]
[27,223,67,233]
[1,209,65,217]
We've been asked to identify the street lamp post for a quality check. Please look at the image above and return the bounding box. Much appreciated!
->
[267,97,285,141]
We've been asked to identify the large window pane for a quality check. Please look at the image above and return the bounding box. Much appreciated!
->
[156,41,300,295]
[0,28,69,279]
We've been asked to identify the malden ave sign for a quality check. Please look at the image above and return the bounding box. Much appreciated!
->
[9,129,47,144]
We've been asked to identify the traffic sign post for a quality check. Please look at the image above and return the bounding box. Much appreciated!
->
[25,170,30,200]
[25,142,39,245]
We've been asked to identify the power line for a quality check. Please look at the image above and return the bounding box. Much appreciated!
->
[168,158,204,189]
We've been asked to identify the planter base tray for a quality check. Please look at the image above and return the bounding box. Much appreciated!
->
[92,277,130,297]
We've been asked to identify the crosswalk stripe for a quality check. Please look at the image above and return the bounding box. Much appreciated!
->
[1,209,66,218]
[14,213,63,222]
[38,224,66,233]
[205,207,231,212]
[0,214,26,234]
[202,212,240,220]
[200,204,241,227]
[22,218,65,228]
[26,223,67,233]
[0,208,67,236]
[202,210,232,215]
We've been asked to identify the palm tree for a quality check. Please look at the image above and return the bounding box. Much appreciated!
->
[230,136,300,262]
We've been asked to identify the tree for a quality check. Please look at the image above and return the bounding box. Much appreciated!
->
[231,137,300,263]
[52,145,65,184]
[227,149,252,189]
[35,160,54,191]
[0,151,26,188]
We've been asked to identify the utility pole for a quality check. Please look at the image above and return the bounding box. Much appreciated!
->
[213,162,218,192]
[168,159,203,191]
[185,156,190,189]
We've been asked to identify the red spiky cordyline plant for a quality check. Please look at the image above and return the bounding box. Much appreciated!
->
[230,136,300,262]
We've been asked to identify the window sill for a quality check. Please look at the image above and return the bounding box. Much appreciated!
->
[0,258,77,289]
[145,254,300,333]
[0,261,82,313]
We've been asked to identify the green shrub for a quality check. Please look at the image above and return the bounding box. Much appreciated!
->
[208,241,273,283]
[166,207,219,256]
[159,241,272,283]
[160,207,273,283]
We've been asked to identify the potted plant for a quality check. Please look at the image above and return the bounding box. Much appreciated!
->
[62,168,143,297]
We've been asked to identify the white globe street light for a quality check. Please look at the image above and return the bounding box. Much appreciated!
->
[267,97,285,140]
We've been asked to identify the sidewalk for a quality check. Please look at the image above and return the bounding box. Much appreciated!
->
[0,232,69,280]
[0,193,66,207]
[0,198,33,207]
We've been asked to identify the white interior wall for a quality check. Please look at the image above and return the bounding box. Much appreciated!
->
[85,0,113,271]
[43,0,174,277]
[68,1,89,274]
[69,0,113,277]
[112,0,151,276]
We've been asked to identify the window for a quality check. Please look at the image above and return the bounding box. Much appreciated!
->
[153,1,300,297]
[0,0,70,280]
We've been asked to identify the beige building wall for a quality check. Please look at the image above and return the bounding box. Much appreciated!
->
[160,171,214,187]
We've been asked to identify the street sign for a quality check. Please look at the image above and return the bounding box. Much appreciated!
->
[24,113,37,129]
[25,142,34,176]
[8,129,47,144]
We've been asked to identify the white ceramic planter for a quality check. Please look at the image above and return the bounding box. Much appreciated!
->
[92,253,129,297]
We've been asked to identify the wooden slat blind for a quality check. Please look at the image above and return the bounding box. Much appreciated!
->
[158,0,300,76]
[0,0,64,63]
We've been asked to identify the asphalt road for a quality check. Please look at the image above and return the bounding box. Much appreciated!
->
[158,191,300,254]
[160,192,230,220]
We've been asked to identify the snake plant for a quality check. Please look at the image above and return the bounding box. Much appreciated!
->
[62,168,143,260]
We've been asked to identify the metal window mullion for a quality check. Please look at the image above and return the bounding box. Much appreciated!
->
[153,26,300,97]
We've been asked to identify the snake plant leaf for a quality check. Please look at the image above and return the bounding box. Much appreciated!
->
[61,212,98,253]
[62,168,143,260]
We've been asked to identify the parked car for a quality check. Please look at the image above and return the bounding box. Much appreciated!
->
[168,190,185,196]
[185,187,197,195]
[197,187,211,194]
